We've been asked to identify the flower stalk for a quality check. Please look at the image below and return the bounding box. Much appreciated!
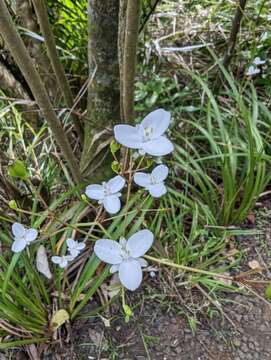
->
[144,255,233,280]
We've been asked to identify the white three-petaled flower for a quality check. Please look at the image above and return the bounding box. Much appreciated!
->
[114,109,174,156]
[134,164,168,198]
[67,238,86,258]
[85,175,125,214]
[246,57,266,76]
[51,238,85,269]
[11,222,38,253]
[94,229,154,291]
[246,65,260,76]
[51,254,74,269]
[253,57,265,66]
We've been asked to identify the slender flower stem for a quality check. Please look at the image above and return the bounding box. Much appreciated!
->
[144,255,233,280]
[123,153,133,234]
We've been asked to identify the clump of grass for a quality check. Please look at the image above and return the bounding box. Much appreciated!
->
[171,66,271,225]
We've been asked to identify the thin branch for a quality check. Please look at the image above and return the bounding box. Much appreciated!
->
[223,0,248,68]
[32,0,84,143]
[139,0,160,33]
[0,1,81,183]
[122,0,141,123]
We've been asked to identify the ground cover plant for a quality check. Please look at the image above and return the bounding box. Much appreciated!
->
[0,0,271,358]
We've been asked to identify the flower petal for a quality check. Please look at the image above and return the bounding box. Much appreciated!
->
[253,57,265,65]
[51,256,62,264]
[246,65,260,76]
[36,245,52,279]
[11,238,26,253]
[110,264,119,273]
[107,175,125,194]
[141,136,174,156]
[59,258,68,268]
[114,125,142,149]
[66,254,75,262]
[85,184,105,200]
[69,249,80,258]
[76,242,86,251]
[25,229,38,243]
[12,223,25,238]
[141,109,171,138]
[127,229,154,258]
[152,164,168,182]
[118,259,142,291]
[148,183,167,198]
[134,172,151,188]
[103,195,121,214]
[66,238,76,249]
[138,258,148,267]
[94,239,122,264]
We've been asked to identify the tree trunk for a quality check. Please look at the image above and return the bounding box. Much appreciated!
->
[223,0,248,68]
[81,0,120,176]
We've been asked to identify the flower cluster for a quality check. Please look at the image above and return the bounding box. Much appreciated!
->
[10,109,173,291]
[246,57,266,76]
[85,109,173,214]
[11,223,85,270]
[89,109,174,290]
[51,239,85,268]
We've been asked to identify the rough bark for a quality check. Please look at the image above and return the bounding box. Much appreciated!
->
[81,0,120,175]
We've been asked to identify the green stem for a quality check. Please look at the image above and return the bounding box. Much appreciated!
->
[144,255,233,280]
[122,0,141,122]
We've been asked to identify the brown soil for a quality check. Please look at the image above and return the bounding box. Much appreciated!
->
[42,289,271,360]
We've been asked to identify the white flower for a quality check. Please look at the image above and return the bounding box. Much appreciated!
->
[246,65,260,76]
[51,254,74,269]
[85,175,125,214]
[253,57,265,65]
[94,229,154,291]
[114,109,174,156]
[246,57,265,77]
[11,222,38,253]
[134,164,168,197]
[67,238,86,258]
